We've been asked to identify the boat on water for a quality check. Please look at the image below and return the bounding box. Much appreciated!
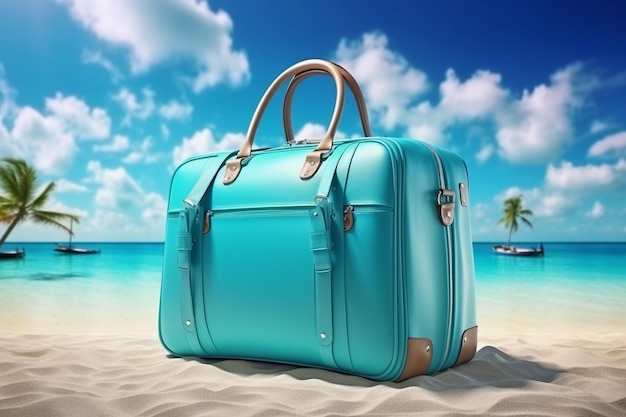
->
[492,243,544,257]
[54,219,100,255]
[0,249,25,259]
[54,244,100,254]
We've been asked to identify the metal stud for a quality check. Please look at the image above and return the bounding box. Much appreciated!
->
[313,211,318,217]
[308,159,315,166]
[185,320,191,326]
[463,336,467,344]
[320,333,327,339]
[426,345,431,353]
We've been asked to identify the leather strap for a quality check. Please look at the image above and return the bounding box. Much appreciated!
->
[315,143,358,201]
[177,152,233,354]
[177,208,204,353]
[184,152,237,207]
[325,143,360,371]
[309,142,359,368]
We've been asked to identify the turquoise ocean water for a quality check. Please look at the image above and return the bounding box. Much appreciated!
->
[0,242,625,334]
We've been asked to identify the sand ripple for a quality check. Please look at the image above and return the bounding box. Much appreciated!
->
[1,333,625,416]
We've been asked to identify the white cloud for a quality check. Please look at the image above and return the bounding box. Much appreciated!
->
[293,122,347,143]
[159,100,193,120]
[545,160,622,190]
[161,123,171,139]
[495,186,573,218]
[172,128,243,167]
[0,123,15,157]
[123,152,143,164]
[589,120,611,134]
[55,179,89,193]
[87,160,143,208]
[141,192,168,225]
[0,64,17,121]
[57,0,250,92]
[331,32,510,148]
[475,143,495,164]
[93,134,130,153]
[439,69,508,120]
[333,34,602,161]
[1,72,112,172]
[587,201,604,218]
[85,160,167,240]
[534,193,571,217]
[123,137,157,164]
[495,63,590,164]
[45,93,111,140]
[587,131,626,157]
[0,98,19,157]
[113,87,155,123]
[335,32,428,131]
[82,50,123,82]
[10,106,77,174]
[405,112,447,145]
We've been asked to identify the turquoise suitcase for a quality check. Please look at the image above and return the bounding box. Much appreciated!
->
[159,60,477,381]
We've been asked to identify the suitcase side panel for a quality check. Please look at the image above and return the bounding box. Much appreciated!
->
[399,139,454,373]
[435,147,478,369]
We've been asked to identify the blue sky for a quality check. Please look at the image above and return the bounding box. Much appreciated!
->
[1,0,625,242]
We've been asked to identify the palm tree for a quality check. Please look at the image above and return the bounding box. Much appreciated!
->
[0,157,80,247]
[498,194,533,246]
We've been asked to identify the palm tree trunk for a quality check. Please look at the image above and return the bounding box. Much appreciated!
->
[0,217,21,248]
[506,226,513,246]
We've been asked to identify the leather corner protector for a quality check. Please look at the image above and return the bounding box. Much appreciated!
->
[396,337,433,382]
[454,326,478,367]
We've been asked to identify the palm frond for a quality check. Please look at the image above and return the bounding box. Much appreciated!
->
[29,181,55,210]
[0,158,82,247]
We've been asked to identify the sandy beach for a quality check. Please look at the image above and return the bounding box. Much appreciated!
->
[1,242,625,416]
[0,331,624,416]
[1,298,626,417]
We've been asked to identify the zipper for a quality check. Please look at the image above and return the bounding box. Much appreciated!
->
[422,142,455,370]
[207,205,312,218]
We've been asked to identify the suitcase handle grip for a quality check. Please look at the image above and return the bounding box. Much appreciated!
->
[223,59,346,185]
[282,63,372,142]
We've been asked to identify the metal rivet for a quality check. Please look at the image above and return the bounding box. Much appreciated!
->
[320,333,326,339]
[426,345,430,353]
[463,336,467,343]
[185,320,191,326]
[313,211,318,217]
[446,211,452,218]
[308,159,315,166]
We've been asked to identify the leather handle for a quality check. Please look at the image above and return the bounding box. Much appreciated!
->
[223,59,345,185]
[283,63,372,142]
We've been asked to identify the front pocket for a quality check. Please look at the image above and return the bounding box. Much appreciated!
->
[200,207,325,365]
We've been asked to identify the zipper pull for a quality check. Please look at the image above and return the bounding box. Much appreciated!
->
[343,205,354,231]
[437,189,455,226]
[203,210,212,234]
